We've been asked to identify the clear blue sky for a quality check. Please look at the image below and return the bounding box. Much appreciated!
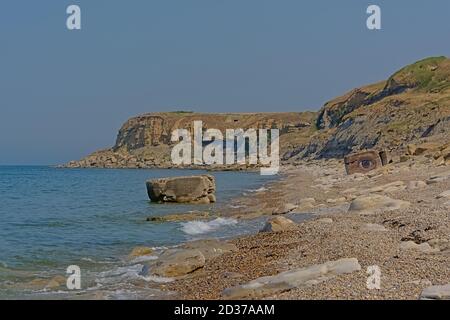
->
[0,0,449,165]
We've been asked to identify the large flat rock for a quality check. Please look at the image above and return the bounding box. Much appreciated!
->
[222,258,361,299]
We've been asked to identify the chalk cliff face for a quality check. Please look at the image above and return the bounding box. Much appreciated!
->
[65,57,450,168]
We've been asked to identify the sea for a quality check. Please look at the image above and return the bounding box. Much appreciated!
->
[0,166,275,299]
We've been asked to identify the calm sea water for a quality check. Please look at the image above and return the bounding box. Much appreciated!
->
[0,166,273,298]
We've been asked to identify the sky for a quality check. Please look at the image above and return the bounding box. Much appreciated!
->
[0,0,449,165]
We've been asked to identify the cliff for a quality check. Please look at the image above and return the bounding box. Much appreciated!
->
[65,112,317,168]
[65,57,450,168]
[285,56,450,160]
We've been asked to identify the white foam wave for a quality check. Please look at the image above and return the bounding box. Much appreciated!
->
[140,275,174,283]
[181,218,238,235]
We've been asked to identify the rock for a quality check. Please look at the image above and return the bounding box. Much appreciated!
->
[222,258,361,299]
[272,203,298,215]
[368,181,406,193]
[407,180,427,190]
[407,142,441,156]
[182,239,238,261]
[427,238,450,252]
[297,198,316,210]
[129,246,153,258]
[426,172,450,185]
[348,195,410,214]
[146,175,216,204]
[147,211,210,222]
[436,190,450,199]
[316,218,333,224]
[28,275,67,290]
[260,216,298,233]
[150,249,206,277]
[361,223,387,232]
[326,197,347,204]
[399,241,439,253]
[420,284,450,300]
[399,155,410,162]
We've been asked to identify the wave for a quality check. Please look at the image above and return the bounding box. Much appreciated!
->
[181,218,238,236]
[247,186,268,193]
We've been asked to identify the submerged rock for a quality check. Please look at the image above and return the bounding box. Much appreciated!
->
[147,211,210,222]
[146,175,216,204]
[129,246,153,259]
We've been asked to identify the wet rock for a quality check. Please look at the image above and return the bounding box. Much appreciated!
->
[146,175,216,204]
[150,249,206,277]
[147,211,210,222]
[260,216,298,233]
[222,258,361,299]
[420,284,450,300]
[129,246,153,259]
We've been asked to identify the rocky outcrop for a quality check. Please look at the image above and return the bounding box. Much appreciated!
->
[64,112,315,168]
[146,175,216,204]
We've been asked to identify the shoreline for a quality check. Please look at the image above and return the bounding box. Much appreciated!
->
[143,157,450,300]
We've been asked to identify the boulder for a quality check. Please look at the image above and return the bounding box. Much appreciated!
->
[348,195,410,214]
[150,249,206,277]
[260,216,298,233]
[146,175,216,204]
[420,284,450,300]
[222,258,361,299]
